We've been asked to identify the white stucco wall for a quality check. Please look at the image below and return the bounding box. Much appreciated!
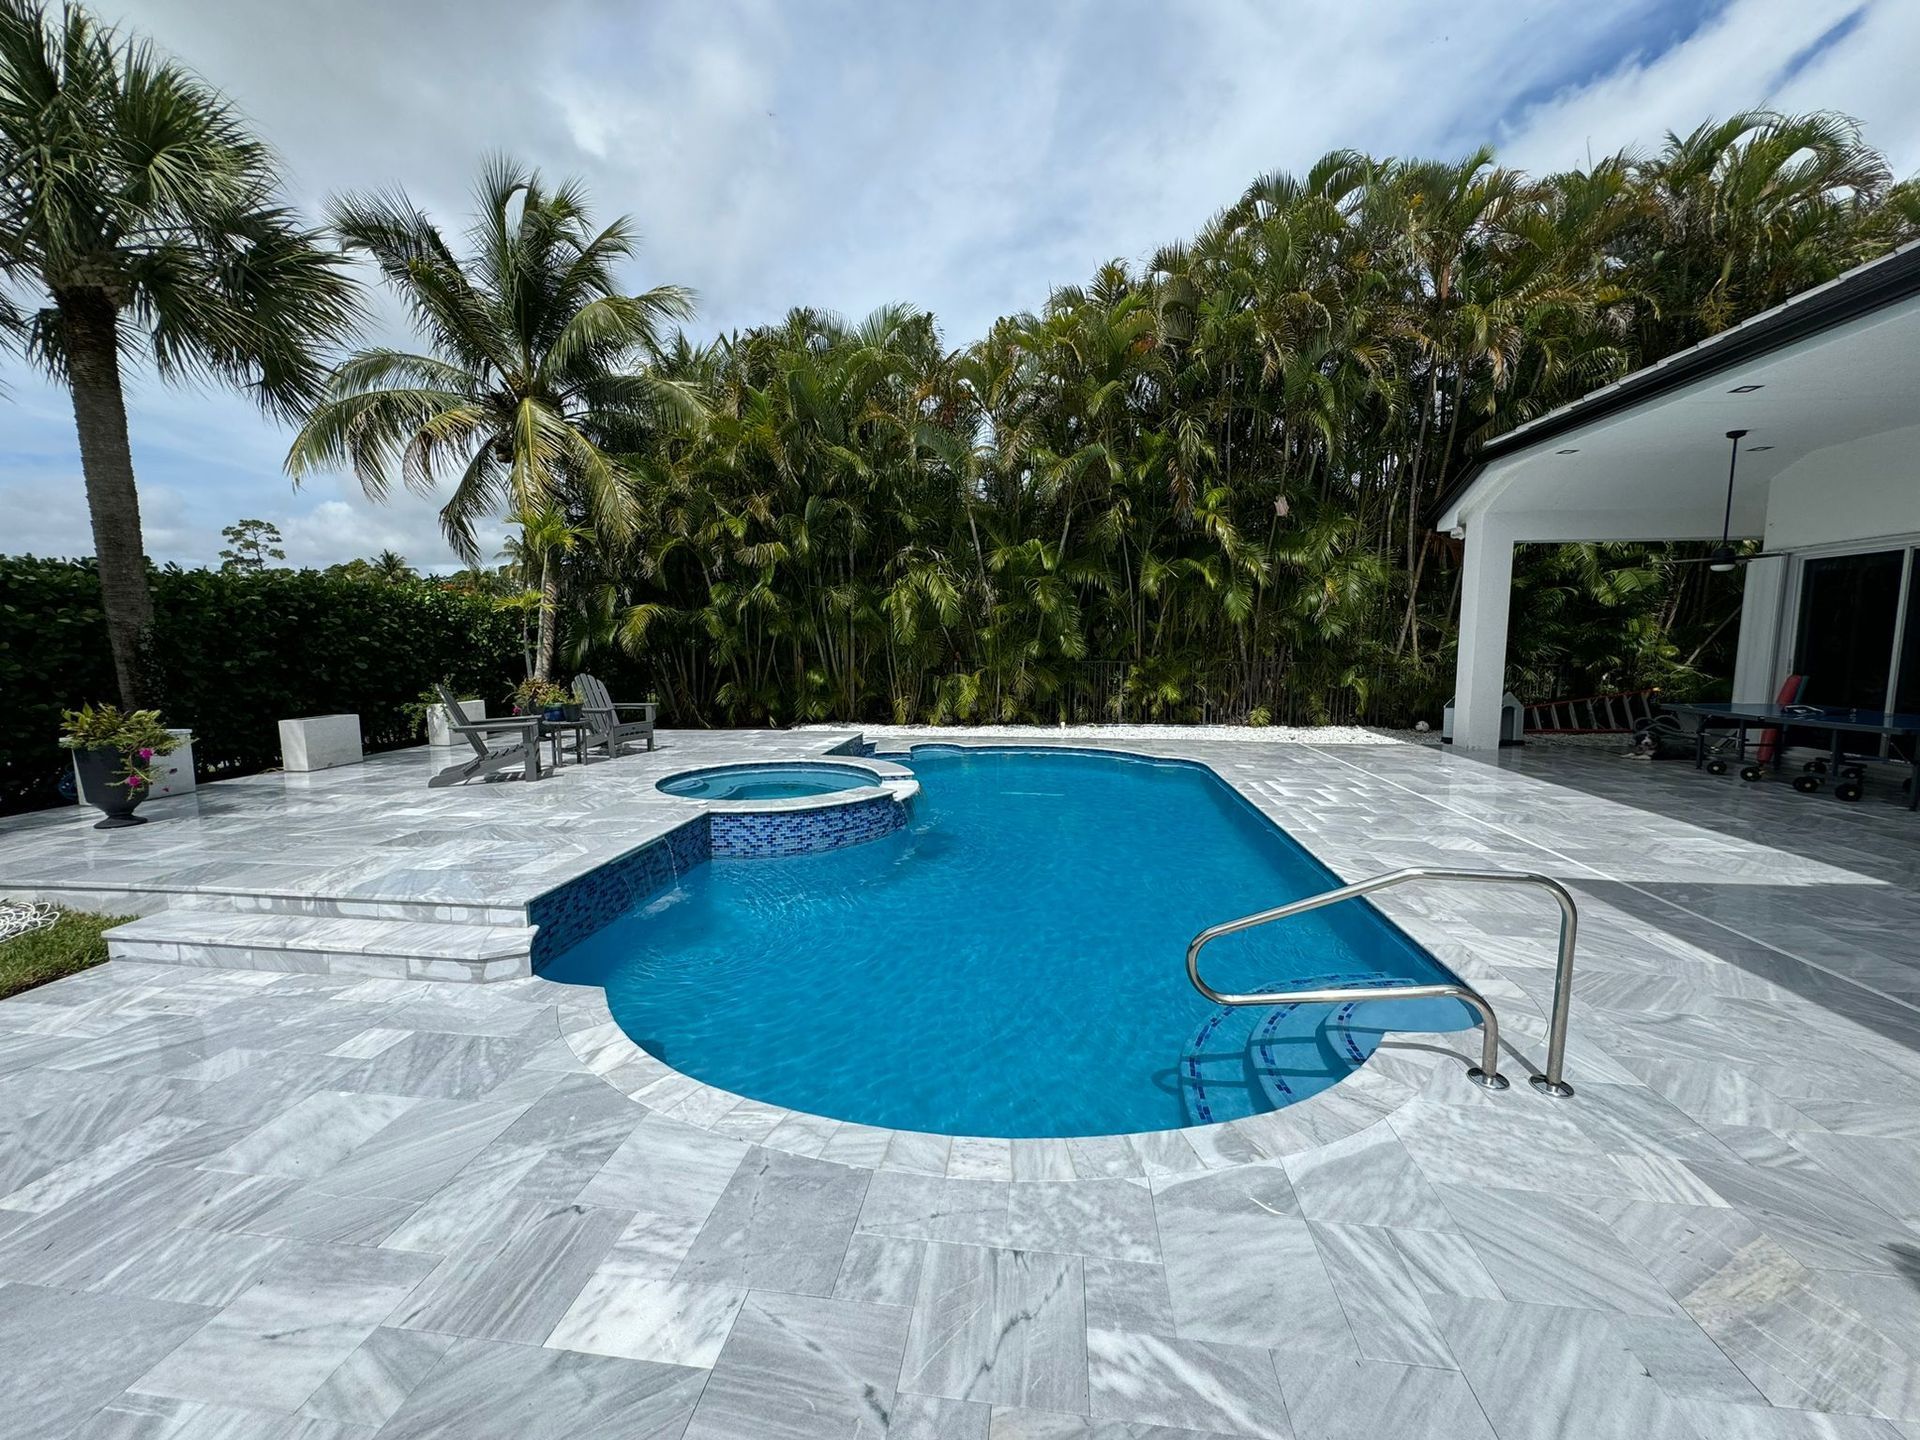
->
[1765,424,1920,551]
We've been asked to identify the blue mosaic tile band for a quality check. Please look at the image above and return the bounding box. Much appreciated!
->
[529,817,712,964]
[529,794,908,966]
[710,793,907,858]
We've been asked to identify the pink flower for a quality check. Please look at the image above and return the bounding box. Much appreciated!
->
[124,775,143,788]
[137,747,154,760]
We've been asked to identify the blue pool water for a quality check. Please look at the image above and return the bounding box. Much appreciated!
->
[546,747,1470,1137]
[658,762,881,801]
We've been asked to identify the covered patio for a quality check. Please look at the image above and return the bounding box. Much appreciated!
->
[1438,239,1920,753]
[5,732,1920,1437]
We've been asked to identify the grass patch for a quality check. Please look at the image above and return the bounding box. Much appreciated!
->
[0,907,129,1000]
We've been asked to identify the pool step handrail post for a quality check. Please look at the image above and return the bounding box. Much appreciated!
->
[1185,866,1578,1097]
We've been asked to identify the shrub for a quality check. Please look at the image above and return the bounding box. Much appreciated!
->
[0,557,524,812]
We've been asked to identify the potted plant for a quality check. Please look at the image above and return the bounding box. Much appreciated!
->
[58,704,181,829]
[509,678,578,722]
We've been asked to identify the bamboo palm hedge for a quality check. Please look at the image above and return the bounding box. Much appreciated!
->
[330,114,1920,728]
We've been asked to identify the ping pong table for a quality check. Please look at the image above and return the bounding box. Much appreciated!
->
[1665,702,1920,808]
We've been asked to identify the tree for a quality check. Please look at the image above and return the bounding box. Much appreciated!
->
[218,518,286,572]
[369,549,413,582]
[286,158,701,680]
[0,0,359,704]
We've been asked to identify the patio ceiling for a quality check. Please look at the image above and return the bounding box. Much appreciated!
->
[1435,241,1920,544]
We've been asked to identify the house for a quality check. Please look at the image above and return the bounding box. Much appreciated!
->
[1434,240,1920,751]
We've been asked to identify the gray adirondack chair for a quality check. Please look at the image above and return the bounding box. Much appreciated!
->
[572,673,656,757]
[427,684,545,787]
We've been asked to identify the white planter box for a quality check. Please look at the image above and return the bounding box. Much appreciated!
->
[278,713,363,772]
[427,699,486,748]
[70,727,196,801]
[152,728,196,797]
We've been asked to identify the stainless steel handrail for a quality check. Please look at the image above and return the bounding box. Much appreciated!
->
[1185,866,1579,1097]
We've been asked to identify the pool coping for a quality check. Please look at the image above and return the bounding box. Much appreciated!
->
[653,755,918,812]
[551,733,1520,1178]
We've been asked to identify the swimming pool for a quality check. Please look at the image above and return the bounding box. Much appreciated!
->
[545,746,1471,1137]
[657,762,881,801]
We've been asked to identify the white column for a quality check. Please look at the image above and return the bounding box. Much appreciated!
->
[1730,554,1790,703]
[1453,516,1516,751]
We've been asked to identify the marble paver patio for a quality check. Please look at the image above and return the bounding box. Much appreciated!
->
[5,730,1920,1438]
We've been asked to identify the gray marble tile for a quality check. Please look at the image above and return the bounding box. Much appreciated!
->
[187,1175,419,1246]
[1788,1131,1920,1224]
[1675,1398,1908,1438]
[546,1272,746,1366]
[1435,1182,1685,1316]
[201,1090,419,1179]
[1682,1158,1916,1273]
[0,1281,216,1440]
[684,1289,911,1439]
[1279,1122,1454,1229]
[375,1142,545,1255]
[1387,1227,1502,1301]
[676,1146,870,1295]
[131,1241,436,1412]
[376,1334,706,1439]
[1428,1293,1702,1440]
[72,1394,380,1438]
[1083,1257,1177,1336]
[985,1410,1245,1439]
[1151,1164,1349,1352]
[1009,1177,1161,1262]
[576,1109,745,1212]
[857,1170,1011,1247]
[900,1243,1088,1412]
[1271,1351,1496,1439]
[1309,1221,1454,1367]
[1612,1312,1767,1405]
[1387,1097,1637,1197]
[390,1195,628,1343]
[0,1113,207,1212]
[1084,1328,1288,1438]
[304,1097,524,1201]
[298,1325,454,1428]
[835,1231,926,1308]
[888,1394,992,1438]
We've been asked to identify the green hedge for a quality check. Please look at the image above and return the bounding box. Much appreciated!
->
[0,557,525,813]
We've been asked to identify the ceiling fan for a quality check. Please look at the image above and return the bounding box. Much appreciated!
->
[1666,429,1789,571]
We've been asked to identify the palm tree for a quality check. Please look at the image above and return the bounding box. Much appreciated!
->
[0,0,359,704]
[286,158,701,680]
[369,548,413,582]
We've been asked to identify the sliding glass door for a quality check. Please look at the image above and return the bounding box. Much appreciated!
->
[1790,545,1918,760]
[1793,549,1906,710]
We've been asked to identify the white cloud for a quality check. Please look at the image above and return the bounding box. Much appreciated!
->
[7,0,1918,568]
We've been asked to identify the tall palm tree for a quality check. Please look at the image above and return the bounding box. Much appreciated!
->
[287,158,701,679]
[0,0,359,704]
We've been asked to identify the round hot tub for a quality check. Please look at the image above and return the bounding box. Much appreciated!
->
[656,762,882,802]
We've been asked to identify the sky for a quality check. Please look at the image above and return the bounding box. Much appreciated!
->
[3,0,1915,572]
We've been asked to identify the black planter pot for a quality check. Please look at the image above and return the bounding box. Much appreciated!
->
[561,702,583,722]
[72,746,147,829]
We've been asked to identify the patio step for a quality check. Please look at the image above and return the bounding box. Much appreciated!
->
[104,910,537,984]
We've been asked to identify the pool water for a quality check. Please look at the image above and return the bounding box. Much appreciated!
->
[547,747,1470,1137]
[658,762,881,801]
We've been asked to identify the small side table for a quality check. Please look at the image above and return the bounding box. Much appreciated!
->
[538,718,592,769]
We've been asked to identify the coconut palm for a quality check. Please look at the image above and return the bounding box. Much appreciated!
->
[0,0,359,704]
[286,157,701,680]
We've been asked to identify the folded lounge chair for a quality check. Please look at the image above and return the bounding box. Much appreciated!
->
[427,684,544,788]
[572,673,656,757]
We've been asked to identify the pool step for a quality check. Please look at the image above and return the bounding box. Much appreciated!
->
[105,909,537,983]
